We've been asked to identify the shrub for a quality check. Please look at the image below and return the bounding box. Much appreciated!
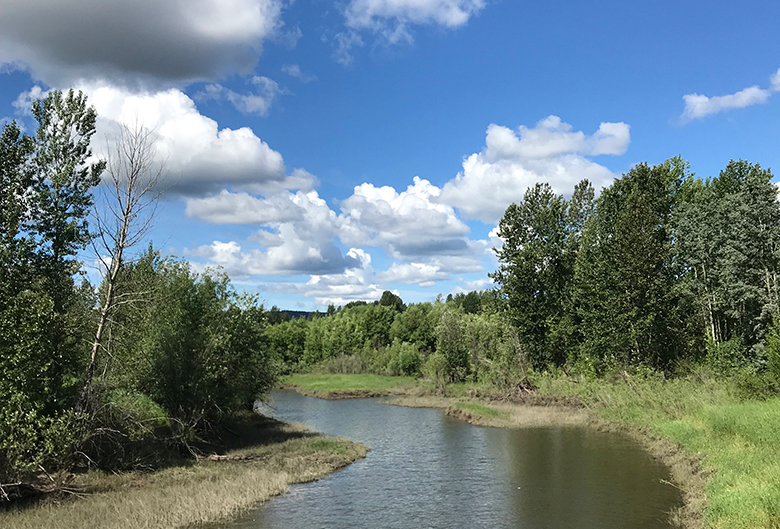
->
[422,353,449,392]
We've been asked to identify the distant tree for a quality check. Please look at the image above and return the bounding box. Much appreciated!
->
[390,302,436,352]
[267,305,291,324]
[435,309,470,381]
[461,291,482,314]
[379,290,405,312]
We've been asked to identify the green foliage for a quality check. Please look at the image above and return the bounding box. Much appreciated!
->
[378,290,405,312]
[574,159,691,370]
[435,309,470,382]
[371,340,422,376]
[768,320,780,382]
[492,180,594,368]
[707,337,748,375]
[265,318,307,373]
[675,160,780,358]
[422,352,449,391]
[107,250,276,427]
[0,90,105,481]
[389,302,436,352]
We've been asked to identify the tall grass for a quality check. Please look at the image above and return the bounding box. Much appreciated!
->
[1,431,367,529]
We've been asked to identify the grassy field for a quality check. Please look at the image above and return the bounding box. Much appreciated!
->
[283,371,780,529]
[0,418,367,529]
[283,373,418,397]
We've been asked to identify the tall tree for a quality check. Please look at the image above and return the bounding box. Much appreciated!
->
[574,158,690,370]
[0,90,104,480]
[491,180,594,368]
[675,160,780,359]
[80,122,164,410]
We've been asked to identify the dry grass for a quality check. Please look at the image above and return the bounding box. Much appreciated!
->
[0,421,367,529]
[389,395,591,428]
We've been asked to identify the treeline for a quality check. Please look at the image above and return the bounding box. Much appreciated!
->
[0,91,276,488]
[266,289,528,389]
[270,157,780,393]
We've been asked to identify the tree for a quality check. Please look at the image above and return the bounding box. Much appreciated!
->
[379,290,405,312]
[29,90,105,293]
[675,160,780,362]
[80,122,164,410]
[491,180,594,368]
[574,159,691,370]
[0,90,104,480]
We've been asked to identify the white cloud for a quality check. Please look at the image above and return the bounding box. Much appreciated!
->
[339,176,474,262]
[439,116,628,223]
[681,68,780,121]
[282,64,317,83]
[345,0,485,44]
[0,0,286,87]
[771,68,780,92]
[195,76,285,116]
[377,262,450,286]
[331,0,485,63]
[184,190,355,277]
[46,83,312,196]
[184,190,304,224]
[331,31,365,66]
[268,248,386,306]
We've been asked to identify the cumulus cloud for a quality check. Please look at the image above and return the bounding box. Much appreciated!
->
[195,76,285,116]
[46,83,313,195]
[184,190,304,224]
[377,262,451,287]
[282,64,317,83]
[185,190,355,277]
[439,116,629,223]
[681,68,780,121]
[260,249,385,306]
[339,176,473,262]
[0,0,286,87]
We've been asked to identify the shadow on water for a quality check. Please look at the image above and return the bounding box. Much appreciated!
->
[225,391,682,529]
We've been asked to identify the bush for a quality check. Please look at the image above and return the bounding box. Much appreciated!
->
[313,354,366,374]
[422,352,449,391]
[707,337,747,375]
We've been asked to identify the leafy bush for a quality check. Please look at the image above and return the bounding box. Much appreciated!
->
[707,337,747,375]
[422,353,449,391]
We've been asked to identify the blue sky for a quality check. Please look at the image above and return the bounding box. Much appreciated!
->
[2,0,779,310]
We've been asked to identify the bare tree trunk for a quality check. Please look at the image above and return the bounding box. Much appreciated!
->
[78,122,164,412]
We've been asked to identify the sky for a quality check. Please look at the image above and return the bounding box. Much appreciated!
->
[2,0,779,310]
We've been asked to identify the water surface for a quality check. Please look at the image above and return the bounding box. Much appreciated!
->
[227,391,680,529]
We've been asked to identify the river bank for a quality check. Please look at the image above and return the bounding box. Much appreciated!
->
[0,415,367,529]
[283,372,780,529]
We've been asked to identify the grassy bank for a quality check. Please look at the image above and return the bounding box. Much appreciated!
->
[282,373,418,399]
[284,372,780,529]
[0,417,367,529]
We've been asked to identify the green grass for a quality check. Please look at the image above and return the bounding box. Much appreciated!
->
[284,373,418,393]
[534,372,780,529]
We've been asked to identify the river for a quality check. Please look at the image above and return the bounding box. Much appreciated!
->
[225,390,681,528]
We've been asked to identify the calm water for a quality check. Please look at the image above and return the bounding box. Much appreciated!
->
[227,391,681,529]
